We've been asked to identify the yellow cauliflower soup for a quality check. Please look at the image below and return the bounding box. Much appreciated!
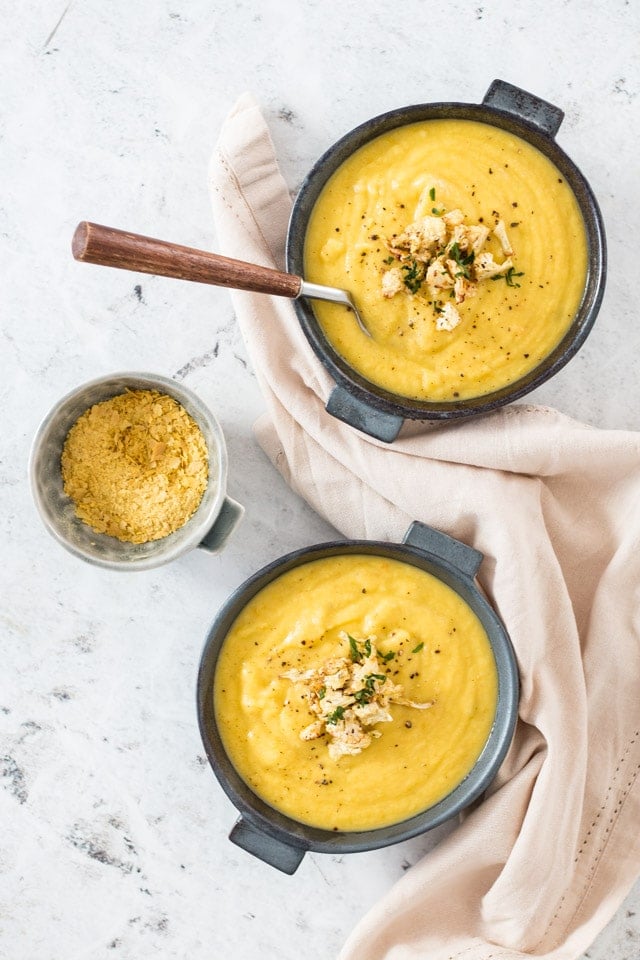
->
[214,554,498,832]
[304,119,588,401]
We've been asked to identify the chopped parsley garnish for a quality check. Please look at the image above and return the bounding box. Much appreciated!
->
[383,255,395,265]
[381,650,396,662]
[326,706,345,725]
[431,207,444,215]
[318,686,326,700]
[412,642,424,654]
[352,690,370,705]
[353,673,387,705]
[448,242,475,279]
[429,187,436,201]
[348,635,373,663]
[490,266,525,287]
[348,634,362,662]
[401,259,425,293]
[505,267,525,287]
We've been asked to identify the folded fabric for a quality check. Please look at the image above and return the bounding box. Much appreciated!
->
[208,92,640,960]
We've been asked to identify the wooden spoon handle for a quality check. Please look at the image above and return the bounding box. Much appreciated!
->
[72,221,303,298]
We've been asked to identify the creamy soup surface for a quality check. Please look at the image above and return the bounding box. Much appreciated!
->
[303,119,588,402]
[214,555,498,832]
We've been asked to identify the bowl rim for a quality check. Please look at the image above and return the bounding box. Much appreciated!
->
[28,371,229,571]
[286,97,607,421]
[197,536,519,855]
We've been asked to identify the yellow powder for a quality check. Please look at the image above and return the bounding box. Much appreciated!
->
[61,389,209,544]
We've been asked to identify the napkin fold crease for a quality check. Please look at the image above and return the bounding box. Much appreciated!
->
[208,93,640,960]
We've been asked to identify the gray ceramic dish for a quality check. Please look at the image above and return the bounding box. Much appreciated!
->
[197,521,519,874]
[286,79,607,443]
[29,372,244,571]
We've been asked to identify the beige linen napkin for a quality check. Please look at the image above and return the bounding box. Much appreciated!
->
[208,93,640,960]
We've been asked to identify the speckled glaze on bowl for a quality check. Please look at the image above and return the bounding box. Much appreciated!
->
[197,521,519,874]
[29,372,243,571]
[286,79,607,443]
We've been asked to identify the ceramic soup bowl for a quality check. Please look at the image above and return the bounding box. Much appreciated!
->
[197,521,519,873]
[286,79,606,442]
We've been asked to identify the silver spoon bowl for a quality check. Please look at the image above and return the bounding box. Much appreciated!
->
[297,280,368,334]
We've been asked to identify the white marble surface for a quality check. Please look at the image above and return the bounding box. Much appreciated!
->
[2,1,640,958]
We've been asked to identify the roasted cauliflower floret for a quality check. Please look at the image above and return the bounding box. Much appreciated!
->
[393,216,447,260]
[327,718,373,760]
[474,252,514,281]
[466,224,491,255]
[426,257,455,290]
[436,302,462,331]
[381,266,404,299]
[454,276,478,304]
[353,701,394,726]
[442,208,465,228]
[493,219,513,257]
[447,223,473,253]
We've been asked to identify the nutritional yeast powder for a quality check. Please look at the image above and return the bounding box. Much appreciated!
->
[61,389,209,544]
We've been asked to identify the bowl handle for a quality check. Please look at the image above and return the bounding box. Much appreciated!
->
[483,79,564,138]
[326,385,404,443]
[229,817,306,874]
[402,520,483,579]
[198,496,244,554]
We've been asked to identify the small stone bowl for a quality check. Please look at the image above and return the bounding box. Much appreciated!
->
[29,372,243,571]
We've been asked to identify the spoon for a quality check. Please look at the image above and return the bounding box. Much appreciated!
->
[71,222,370,336]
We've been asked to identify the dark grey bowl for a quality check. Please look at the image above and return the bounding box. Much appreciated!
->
[197,521,519,874]
[286,79,607,443]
